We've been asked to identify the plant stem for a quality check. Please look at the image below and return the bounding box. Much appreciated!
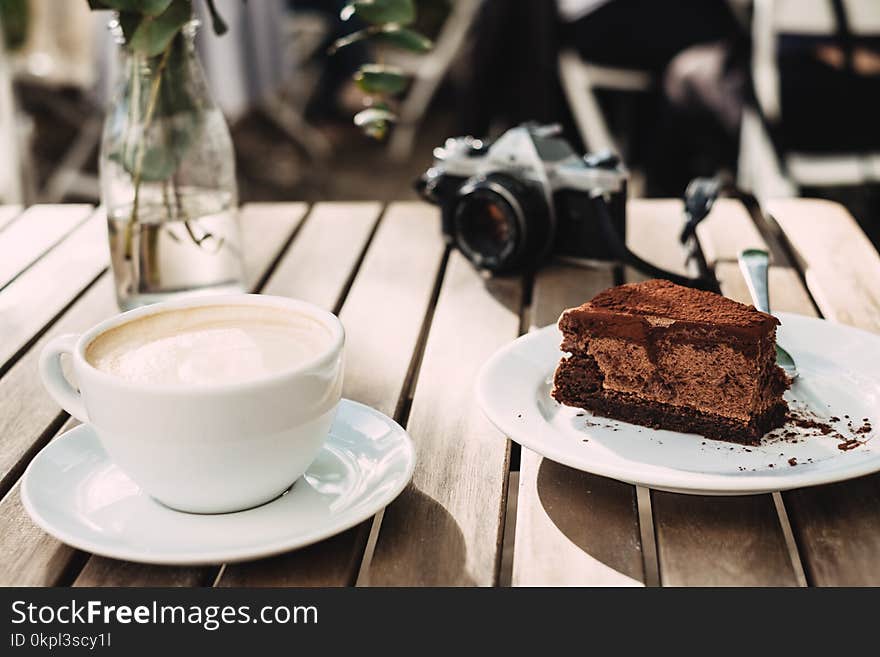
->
[123,42,174,260]
[161,178,172,218]
[172,172,189,221]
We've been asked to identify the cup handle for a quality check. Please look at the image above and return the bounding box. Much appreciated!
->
[39,334,88,422]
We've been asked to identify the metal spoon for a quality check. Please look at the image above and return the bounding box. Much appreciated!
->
[738,248,799,379]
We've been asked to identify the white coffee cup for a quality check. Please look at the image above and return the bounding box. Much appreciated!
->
[39,294,344,514]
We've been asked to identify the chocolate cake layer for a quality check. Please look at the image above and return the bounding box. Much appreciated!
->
[553,354,789,444]
[551,280,789,443]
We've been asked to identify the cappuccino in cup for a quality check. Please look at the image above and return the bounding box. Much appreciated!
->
[39,295,345,514]
[86,305,334,386]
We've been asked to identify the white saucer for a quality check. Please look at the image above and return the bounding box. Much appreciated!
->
[477,312,880,495]
[21,399,415,565]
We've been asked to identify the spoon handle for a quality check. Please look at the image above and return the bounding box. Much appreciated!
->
[738,248,771,315]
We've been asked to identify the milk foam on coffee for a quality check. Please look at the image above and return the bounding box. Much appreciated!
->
[86,305,332,385]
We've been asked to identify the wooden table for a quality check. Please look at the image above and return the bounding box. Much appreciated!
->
[1,198,878,587]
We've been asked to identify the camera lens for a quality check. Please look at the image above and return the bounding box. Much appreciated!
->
[455,192,517,265]
[453,174,550,273]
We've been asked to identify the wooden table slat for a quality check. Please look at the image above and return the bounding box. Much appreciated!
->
[0,204,94,290]
[768,198,880,332]
[364,251,520,586]
[219,201,446,586]
[0,205,23,232]
[239,202,309,289]
[766,198,880,586]
[0,427,80,586]
[0,211,107,373]
[652,492,800,586]
[695,198,767,267]
[0,276,116,499]
[627,200,691,278]
[75,557,209,588]
[261,202,381,310]
[0,489,80,586]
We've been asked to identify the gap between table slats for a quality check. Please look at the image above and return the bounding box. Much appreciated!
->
[765,198,880,587]
[0,203,308,586]
[496,271,534,586]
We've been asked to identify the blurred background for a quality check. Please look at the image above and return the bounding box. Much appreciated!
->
[1,0,879,249]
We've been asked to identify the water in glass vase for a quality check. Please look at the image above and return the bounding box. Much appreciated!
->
[108,189,245,310]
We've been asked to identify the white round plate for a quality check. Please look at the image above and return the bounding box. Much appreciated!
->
[477,312,880,495]
[21,399,415,564]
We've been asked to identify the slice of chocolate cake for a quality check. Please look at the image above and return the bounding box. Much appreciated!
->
[551,279,789,445]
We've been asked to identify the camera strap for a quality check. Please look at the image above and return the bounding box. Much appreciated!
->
[679,177,722,246]
[591,192,722,293]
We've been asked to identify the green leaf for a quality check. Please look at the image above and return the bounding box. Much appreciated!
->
[0,0,29,51]
[354,106,397,139]
[127,0,192,56]
[328,28,370,54]
[354,107,397,125]
[354,106,397,124]
[116,10,142,44]
[331,23,432,54]
[155,36,200,116]
[341,0,415,26]
[94,0,174,16]
[204,0,228,36]
[111,107,201,182]
[375,25,432,52]
[355,64,408,95]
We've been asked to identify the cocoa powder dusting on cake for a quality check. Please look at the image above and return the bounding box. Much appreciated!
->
[584,279,776,329]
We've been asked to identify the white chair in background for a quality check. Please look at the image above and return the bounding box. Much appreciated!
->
[7,0,100,203]
[557,49,654,154]
[0,13,38,206]
[740,0,880,201]
[0,19,24,205]
[558,1,754,159]
[198,0,330,162]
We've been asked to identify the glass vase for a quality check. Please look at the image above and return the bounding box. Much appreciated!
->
[99,19,245,310]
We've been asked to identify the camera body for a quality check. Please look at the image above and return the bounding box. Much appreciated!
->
[418,123,628,273]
